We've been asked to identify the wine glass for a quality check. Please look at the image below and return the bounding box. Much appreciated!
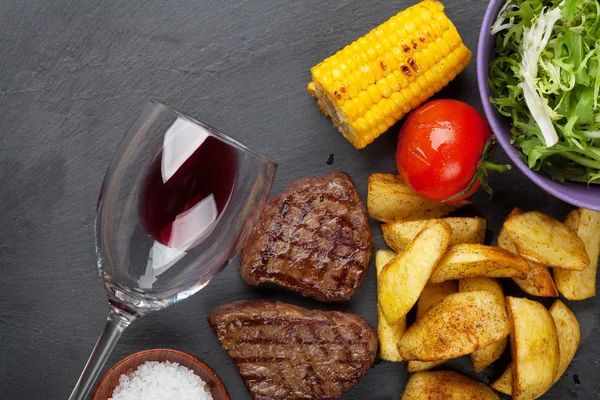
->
[68,100,277,399]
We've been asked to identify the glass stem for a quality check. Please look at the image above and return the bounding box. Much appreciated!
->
[68,304,136,400]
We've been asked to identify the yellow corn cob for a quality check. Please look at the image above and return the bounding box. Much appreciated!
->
[308,0,472,149]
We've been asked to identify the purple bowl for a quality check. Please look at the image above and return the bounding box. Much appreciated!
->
[477,0,600,211]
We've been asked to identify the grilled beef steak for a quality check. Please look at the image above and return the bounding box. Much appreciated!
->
[239,173,372,302]
[208,300,377,400]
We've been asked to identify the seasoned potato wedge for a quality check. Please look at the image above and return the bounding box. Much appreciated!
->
[407,281,458,372]
[513,262,558,297]
[375,249,406,362]
[505,211,589,270]
[490,364,512,395]
[397,291,510,361]
[550,299,581,384]
[406,360,444,373]
[401,370,500,400]
[367,173,471,222]
[498,208,558,297]
[382,217,486,252]
[459,278,507,372]
[430,244,529,283]
[554,208,600,299]
[458,277,503,299]
[507,296,559,400]
[416,281,459,319]
[379,221,451,324]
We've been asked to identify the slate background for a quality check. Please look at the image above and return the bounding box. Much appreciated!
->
[0,0,598,398]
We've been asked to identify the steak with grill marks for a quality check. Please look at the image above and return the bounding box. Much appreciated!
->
[239,173,372,302]
[208,300,378,400]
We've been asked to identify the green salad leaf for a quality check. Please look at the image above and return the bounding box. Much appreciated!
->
[489,0,600,183]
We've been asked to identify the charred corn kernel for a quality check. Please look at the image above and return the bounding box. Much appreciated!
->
[308,0,471,149]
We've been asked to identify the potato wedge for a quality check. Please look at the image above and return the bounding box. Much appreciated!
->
[512,262,558,297]
[375,249,396,272]
[430,244,529,283]
[554,208,600,299]
[507,296,559,400]
[498,208,558,297]
[401,370,500,400]
[497,301,582,393]
[416,281,459,319]
[407,281,458,372]
[406,360,443,373]
[459,278,507,372]
[379,221,451,324]
[382,217,486,252]
[377,303,406,362]
[505,211,590,270]
[397,291,510,361]
[550,299,581,384]
[367,173,471,222]
[490,364,512,395]
[497,208,524,251]
[510,260,557,297]
[375,249,406,362]
[458,277,503,300]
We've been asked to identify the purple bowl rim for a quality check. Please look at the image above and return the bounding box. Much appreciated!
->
[476,0,600,211]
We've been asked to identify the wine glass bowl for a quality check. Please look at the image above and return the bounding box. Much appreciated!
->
[97,101,275,313]
[69,100,276,399]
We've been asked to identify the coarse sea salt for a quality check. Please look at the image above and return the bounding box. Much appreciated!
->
[109,360,213,400]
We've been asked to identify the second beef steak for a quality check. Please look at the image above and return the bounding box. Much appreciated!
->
[208,300,378,399]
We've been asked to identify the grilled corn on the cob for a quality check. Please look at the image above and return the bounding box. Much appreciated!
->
[308,0,472,149]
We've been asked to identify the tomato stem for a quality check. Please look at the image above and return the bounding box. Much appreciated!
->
[442,136,511,202]
[482,160,512,173]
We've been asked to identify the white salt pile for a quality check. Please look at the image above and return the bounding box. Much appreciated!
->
[109,360,213,400]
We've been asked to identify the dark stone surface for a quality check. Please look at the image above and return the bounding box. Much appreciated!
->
[0,0,598,399]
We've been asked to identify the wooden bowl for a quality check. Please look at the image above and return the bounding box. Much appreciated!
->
[92,348,230,400]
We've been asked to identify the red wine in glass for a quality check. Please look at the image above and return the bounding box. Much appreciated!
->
[139,136,238,248]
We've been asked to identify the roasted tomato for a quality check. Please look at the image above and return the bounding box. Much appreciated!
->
[396,99,508,203]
